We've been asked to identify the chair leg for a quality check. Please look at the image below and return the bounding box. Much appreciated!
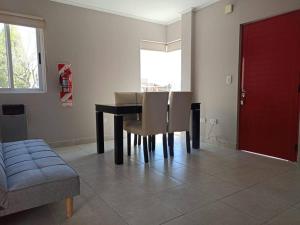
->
[134,134,137,146]
[66,197,73,218]
[168,133,174,157]
[152,135,156,151]
[148,136,152,152]
[162,134,168,159]
[186,131,191,154]
[138,135,141,145]
[127,132,131,156]
[143,137,149,163]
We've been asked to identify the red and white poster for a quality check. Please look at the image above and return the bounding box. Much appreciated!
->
[58,64,73,107]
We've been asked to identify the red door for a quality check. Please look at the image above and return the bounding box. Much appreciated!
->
[238,10,300,161]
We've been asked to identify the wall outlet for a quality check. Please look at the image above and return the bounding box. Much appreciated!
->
[226,75,232,85]
[200,118,207,123]
[209,119,218,125]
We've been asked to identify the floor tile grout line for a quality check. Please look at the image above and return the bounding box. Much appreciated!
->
[220,201,265,224]
[163,175,287,224]
[79,162,184,224]
[159,213,189,225]
[80,179,131,225]
[258,200,300,225]
[220,196,298,225]
[56,141,300,225]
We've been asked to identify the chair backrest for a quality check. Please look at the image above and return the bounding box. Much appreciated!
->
[142,92,169,135]
[168,92,192,132]
[136,92,144,104]
[114,92,138,121]
[115,92,137,105]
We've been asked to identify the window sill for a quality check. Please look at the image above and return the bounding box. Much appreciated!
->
[0,88,47,94]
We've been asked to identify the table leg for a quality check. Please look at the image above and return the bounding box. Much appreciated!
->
[192,109,200,149]
[134,134,137,146]
[152,135,155,151]
[114,115,124,165]
[127,132,131,156]
[168,133,174,156]
[148,136,152,152]
[96,111,104,154]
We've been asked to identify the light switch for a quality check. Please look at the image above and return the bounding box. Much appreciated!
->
[225,4,234,14]
[226,75,232,85]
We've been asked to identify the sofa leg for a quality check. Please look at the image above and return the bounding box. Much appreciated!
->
[66,197,73,218]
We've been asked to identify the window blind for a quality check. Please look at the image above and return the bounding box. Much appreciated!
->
[0,10,45,28]
[140,40,166,52]
[166,40,181,52]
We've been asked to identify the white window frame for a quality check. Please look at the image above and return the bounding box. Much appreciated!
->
[0,23,47,94]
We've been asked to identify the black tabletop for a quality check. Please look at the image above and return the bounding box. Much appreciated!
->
[95,103,200,114]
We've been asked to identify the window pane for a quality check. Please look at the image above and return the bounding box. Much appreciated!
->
[140,50,169,92]
[140,49,181,92]
[10,25,39,89]
[0,23,9,88]
[166,50,181,91]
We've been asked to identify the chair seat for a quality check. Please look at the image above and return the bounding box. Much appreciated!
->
[124,121,144,136]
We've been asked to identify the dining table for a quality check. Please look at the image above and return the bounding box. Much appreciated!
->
[95,103,200,165]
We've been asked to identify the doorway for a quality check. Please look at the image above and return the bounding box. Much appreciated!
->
[238,10,300,161]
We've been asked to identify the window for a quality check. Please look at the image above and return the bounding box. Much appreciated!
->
[140,42,181,92]
[0,23,46,93]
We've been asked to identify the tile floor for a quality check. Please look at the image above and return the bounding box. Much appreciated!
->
[1,136,300,225]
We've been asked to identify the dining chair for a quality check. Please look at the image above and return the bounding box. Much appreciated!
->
[137,92,156,152]
[124,92,169,163]
[135,92,144,147]
[115,92,140,155]
[168,92,193,156]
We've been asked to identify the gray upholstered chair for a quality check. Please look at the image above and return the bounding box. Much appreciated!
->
[124,92,169,163]
[168,92,193,156]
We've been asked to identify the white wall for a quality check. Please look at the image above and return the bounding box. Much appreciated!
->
[192,0,300,148]
[166,20,181,43]
[0,0,166,146]
[3,0,299,149]
[181,11,194,92]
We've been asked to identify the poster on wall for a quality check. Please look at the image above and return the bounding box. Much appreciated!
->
[58,63,73,107]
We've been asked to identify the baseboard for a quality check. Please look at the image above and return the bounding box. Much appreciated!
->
[49,137,96,148]
[200,135,236,149]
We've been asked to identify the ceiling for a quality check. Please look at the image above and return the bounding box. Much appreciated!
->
[50,0,220,24]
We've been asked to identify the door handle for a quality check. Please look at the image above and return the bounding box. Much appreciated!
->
[240,91,246,106]
[240,57,246,106]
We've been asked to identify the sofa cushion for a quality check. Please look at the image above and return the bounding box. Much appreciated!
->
[2,139,78,191]
[0,143,8,210]
[0,139,80,217]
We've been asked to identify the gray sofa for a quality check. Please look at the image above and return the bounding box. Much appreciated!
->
[0,139,80,218]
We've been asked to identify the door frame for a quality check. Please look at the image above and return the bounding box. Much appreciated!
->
[236,9,300,160]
